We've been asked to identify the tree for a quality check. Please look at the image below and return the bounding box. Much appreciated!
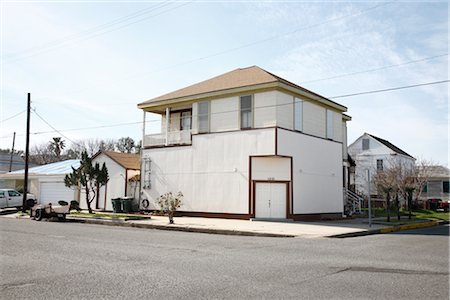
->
[373,167,398,222]
[156,192,183,224]
[48,137,66,159]
[116,137,135,153]
[64,151,109,214]
[29,143,56,165]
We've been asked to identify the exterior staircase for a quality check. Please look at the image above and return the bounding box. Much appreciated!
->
[344,188,364,216]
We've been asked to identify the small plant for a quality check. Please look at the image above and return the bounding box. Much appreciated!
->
[156,192,183,224]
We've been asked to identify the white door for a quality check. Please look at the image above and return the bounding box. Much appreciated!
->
[6,190,22,207]
[255,183,287,219]
[40,182,74,205]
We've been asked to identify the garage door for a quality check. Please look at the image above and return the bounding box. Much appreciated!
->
[40,182,74,205]
[255,183,287,219]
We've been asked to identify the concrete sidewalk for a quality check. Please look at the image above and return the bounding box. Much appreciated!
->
[2,210,444,238]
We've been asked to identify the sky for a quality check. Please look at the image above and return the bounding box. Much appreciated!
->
[0,0,448,166]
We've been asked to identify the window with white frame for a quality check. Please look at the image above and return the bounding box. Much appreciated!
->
[326,109,333,139]
[143,158,151,189]
[180,111,192,131]
[198,101,210,133]
[240,95,253,129]
[294,97,303,131]
[376,159,383,171]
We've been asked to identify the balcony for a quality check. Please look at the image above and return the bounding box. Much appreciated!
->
[144,130,192,147]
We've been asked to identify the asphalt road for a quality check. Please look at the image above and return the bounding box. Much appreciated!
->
[0,218,448,299]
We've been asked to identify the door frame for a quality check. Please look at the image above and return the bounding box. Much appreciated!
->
[252,180,290,219]
[248,155,293,219]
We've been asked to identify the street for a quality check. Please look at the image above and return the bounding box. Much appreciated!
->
[1,218,448,299]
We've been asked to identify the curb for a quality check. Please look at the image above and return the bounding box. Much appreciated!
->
[67,217,296,238]
[0,209,19,216]
[329,220,447,238]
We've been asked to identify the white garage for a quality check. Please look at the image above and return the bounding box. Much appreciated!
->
[0,160,80,206]
[40,181,76,205]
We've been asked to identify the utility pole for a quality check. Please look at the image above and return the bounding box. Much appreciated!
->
[367,169,372,227]
[22,93,31,213]
[8,132,16,172]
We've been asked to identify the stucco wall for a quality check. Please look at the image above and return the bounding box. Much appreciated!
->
[142,128,276,214]
[277,128,343,214]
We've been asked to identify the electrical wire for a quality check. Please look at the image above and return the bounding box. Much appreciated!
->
[31,109,81,146]
[329,79,449,99]
[29,0,394,103]
[23,78,448,136]
[300,53,448,84]
[6,1,190,63]
[1,110,26,122]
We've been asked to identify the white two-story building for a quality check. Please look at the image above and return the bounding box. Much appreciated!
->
[348,133,416,197]
[137,66,351,221]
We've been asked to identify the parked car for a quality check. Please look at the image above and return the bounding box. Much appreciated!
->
[0,189,36,209]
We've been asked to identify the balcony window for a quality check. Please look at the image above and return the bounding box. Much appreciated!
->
[180,111,192,131]
[240,95,252,129]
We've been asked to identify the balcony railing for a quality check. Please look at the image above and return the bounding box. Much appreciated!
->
[144,130,192,147]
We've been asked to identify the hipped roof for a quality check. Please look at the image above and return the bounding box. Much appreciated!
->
[138,66,347,111]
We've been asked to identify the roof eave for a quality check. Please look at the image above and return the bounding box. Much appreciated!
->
[138,81,347,112]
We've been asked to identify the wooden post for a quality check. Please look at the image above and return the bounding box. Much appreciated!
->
[22,93,31,212]
[8,132,16,172]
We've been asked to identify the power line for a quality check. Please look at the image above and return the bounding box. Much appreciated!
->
[329,79,449,99]
[31,108,81,146]
[27,79,448,136]
[1,110,26,122]
[31,0,394,104]
[6,1,190,63]
[1,77,446,141]
[300,53,448,84]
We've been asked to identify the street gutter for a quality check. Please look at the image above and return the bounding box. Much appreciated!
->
[328,220,448,238]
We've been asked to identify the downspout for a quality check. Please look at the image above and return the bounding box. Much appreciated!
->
[124,169,128,197]
[139,111,145,206]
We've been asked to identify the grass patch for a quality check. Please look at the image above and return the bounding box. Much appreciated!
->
[70,212,146,220]
[359,208,448,221]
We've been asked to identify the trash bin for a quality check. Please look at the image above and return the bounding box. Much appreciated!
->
[112,198,123,213]
[121,197,133,213]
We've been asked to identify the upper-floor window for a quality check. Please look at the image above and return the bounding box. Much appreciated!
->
[362,138,370,150]
[180,111,192,131]
[240,95,253,129]
[376,159,383,171]
[294,97,303,131]
[326,109,333,139]
[198,101,210,133]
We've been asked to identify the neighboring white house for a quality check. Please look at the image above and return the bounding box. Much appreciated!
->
[420,165,450,202]
[348,133,416,196]
[137,66,352,221]
[79,151,140,212]
[0,159,80,205]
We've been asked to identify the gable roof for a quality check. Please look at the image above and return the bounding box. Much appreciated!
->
[367,134,415,159]
[8,159,80,175]
[138,66,347,111]
[93,151,140,170]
